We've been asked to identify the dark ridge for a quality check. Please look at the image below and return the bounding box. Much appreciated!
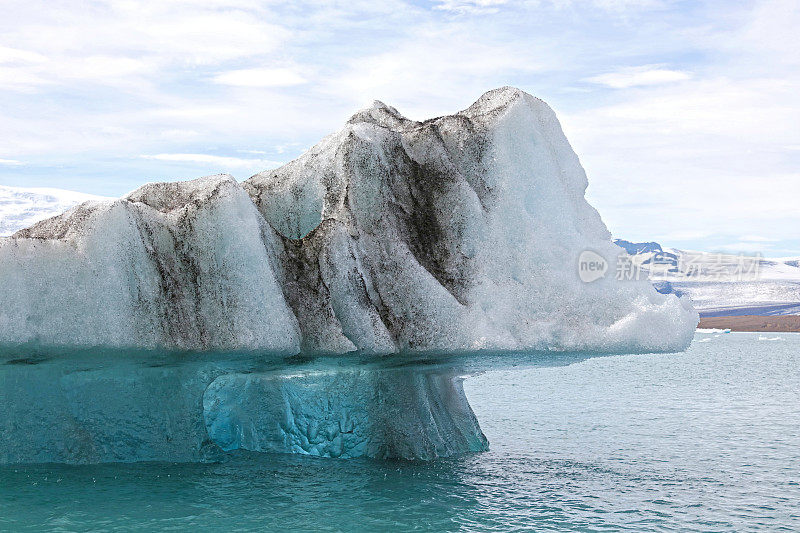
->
[275,219,352,354]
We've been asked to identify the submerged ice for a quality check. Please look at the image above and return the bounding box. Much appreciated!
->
[0,88,698,463]
[0,353,486,463]
[0,87,697,354]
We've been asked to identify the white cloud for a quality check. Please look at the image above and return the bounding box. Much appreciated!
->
[584,0,665,10]
[0,1,291,92]
[212,68,307,88]
[0,0,798,255]
[0,51,153,92]
[0,64,50,91]
[140,153,283,169]
[434,0,663,13]
[585,65,691,88]
[739,235,779,243]
[8,3,289,66]
[433,0,510,14]
[0,46,46,64]
[63,56,151,80]
[0,158,23,165]
[324,23,549,119]
[715,242,775,253]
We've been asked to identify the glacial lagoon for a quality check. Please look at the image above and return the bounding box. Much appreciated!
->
[2,332,798,531]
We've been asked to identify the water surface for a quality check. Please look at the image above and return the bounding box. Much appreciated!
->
[1,332,798,531]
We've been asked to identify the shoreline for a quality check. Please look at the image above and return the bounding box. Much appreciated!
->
[697,315,800,333]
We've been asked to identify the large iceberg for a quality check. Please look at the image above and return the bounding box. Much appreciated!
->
[0,87,696,354]
[0,88,697,463]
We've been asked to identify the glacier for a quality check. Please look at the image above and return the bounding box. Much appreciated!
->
[0,185,109,237]
[0,87,697,463]
[614,239,800,317]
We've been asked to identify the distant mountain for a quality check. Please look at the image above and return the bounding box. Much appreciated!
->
[615,239,800,317]
[0,185,109,236]
[613,239,663,255]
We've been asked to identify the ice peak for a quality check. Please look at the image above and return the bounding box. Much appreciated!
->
[125,174,237,213]
[460,86,543,120]
[347,99,409,129]
[370,99,393,111]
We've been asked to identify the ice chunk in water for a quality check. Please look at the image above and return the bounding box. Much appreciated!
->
[0,88,696,354]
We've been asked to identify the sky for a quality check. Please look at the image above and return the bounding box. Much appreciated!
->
[0,0,798,256]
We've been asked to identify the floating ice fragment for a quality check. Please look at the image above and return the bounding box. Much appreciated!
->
[0,88,697,354]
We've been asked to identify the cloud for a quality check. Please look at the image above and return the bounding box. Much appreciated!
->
[212,68,307,87]
[0,158,23,165]
[433,0,510,14]
[739,235,779,243]
[714,242,775,254]
[0,0,798,255]
[434,0,663,13]
[0,46,46,64]
[0,1,291,92]
[140,153,283,169]
[323,22,550,119]
[584,65,691,88]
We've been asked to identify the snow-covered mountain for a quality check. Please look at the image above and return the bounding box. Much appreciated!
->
[614,239,800,316]
[0,185,110,236]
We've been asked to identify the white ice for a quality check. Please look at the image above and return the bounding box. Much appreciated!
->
[0,87,697,354]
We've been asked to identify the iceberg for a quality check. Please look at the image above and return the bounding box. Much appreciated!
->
[0,87,697,463]
[0,87,696,354]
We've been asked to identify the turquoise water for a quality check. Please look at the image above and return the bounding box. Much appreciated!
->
[2,332,799,531]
